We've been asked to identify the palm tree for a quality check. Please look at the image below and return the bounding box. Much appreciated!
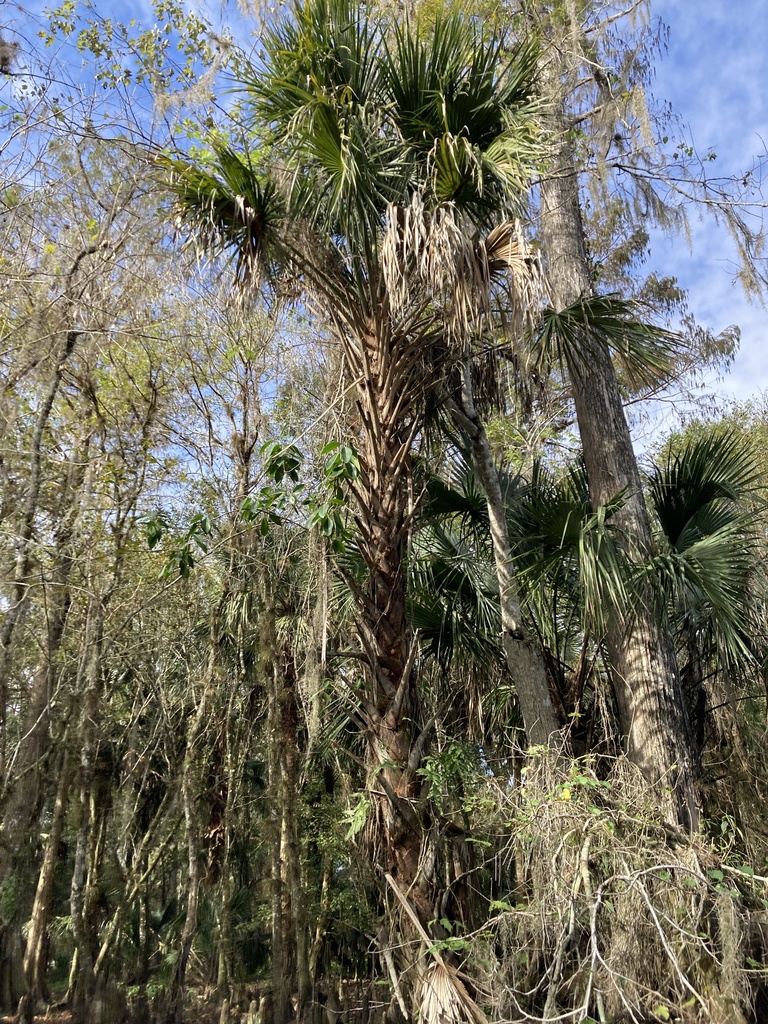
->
[162,0,550,938]
[647,429,765,757]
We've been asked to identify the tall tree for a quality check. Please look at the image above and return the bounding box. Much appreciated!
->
[165,0,551,916]
[527,2,700,829]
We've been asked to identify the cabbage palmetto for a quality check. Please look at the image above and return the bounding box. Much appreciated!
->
[163,0,548,928]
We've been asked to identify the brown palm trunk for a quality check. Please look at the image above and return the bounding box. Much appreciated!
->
[537,76,699,829]
[350,327,429,912]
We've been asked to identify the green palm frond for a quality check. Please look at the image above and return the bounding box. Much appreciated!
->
[647,428,764,672]
[245,0,402,261]
[535,294,681,389]
[409,522,502,669]
[385,16,542,217]
[648,429,762,550]
[160,144,283,288]
[250,0,383,132]
[425,473,490,532]
[512,459,630,636]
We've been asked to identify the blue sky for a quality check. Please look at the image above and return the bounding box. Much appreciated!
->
[651,0,768,406]
[4,0,766,410]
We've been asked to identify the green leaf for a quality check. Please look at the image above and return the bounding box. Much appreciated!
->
[489,900,514,913]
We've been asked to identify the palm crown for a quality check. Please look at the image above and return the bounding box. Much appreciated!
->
[165,0,545,332]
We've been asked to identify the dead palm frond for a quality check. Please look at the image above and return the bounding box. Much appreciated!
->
[420,962,488,1024]
[382,193,548,343]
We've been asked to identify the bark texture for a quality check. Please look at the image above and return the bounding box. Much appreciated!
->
[538,70,700,829]
[17,751,71,1024]
[347,323,432,917]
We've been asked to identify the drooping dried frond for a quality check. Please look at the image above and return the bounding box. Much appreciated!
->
[382,193,548,343]
[420,962,488,1024]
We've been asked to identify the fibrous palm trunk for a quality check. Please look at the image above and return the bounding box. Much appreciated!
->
[538,86,699,829]
[348,323,431,915]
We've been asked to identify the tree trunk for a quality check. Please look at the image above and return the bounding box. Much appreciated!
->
[0,446,86,1010]
[537,70,699,829]
[163,654,215,1024]
[281,650,311,1021]
[448,365,562,748]
[0,327,80,772]
[266,628,292,1024]
[348,325,432,918]
[17,749,72,1024]
[69,599,105,1022]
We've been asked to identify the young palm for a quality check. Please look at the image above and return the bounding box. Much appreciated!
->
[647,429,766,752]
[163,0,547,933]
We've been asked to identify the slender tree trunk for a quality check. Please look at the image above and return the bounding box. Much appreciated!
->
[0,444,86,1008]
[17,749,72,1024]
[163,652,215,1024]
[448,365,562,748]
[537,72,699,829]
[0,597,70,1009]
[0,327,80,772]
[69,598,105,1022]
[281,650,311,1021]
[266,624,291,1024]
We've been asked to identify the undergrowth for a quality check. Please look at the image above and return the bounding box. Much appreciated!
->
[462,753,768,1024]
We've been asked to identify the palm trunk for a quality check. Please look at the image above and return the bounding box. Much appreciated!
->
[448,365,562,748]
[351,330,430,914]
[537,76,699,829]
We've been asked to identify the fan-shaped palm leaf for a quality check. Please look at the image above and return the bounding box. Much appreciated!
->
[535,294,681,390]
[160,144,284,288]
[647,429,764,672]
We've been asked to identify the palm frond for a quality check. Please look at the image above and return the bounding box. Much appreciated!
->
[160,145,283,288]
[535,294,681,390]
[409,522,502,669]
[649,429,762,550]
[511,459,631,636]
[384,16,543,216]
[381,194,546,342]
[647,428,764,672]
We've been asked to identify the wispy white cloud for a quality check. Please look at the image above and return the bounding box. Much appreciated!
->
[650,0,768,405]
